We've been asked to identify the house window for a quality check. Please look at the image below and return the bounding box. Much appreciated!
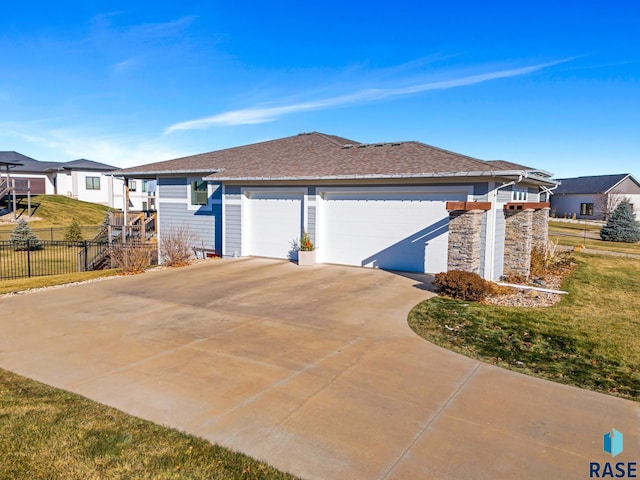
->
[512,187,528,202]
[129,180,137,192]
[86,176,101,190]
[142,201,148,211]
[190,180,208,205]
[580,203,594,216]
[142,180,147,193]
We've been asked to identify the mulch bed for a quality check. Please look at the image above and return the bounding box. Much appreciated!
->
[483,262,578,308]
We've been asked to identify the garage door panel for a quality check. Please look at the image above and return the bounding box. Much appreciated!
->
[320,192,466,273]
[246,193,303,259]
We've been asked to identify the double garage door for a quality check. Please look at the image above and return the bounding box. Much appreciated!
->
[243,188,467,273]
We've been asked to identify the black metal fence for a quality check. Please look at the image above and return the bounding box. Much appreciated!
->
[0,240,108,280]
[0,225,103,241]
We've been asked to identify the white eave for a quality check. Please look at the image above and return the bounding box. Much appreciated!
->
[204,169,558,185]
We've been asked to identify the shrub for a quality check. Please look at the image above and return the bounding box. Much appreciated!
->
[433,270,491,301]
[64,219,84,242]
[10,219,42,251]
[160,225,193,266]
[600,199,640,243]
[299,231,314,251]
[110,241,153,274]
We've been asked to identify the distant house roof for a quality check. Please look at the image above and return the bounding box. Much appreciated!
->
[487,160,534,170]
[0,152,116,173]
[114,132,555,184]
[61,159,117,171]
[554,174,637,195]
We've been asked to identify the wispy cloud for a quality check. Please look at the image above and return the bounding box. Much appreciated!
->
[165,58,572,133]
[0,121,188,167]
[111,56,142,76]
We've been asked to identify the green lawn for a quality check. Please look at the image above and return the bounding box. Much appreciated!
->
[0,270,119,295]
[0,369,298,480]
[0,195,111,229]
[408,254,640,401]
[548,220,602,232]
[550,234,640,255]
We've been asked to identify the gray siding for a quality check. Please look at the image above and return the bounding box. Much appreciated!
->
[159,202,216,251]
[497,188,512,204]
[225,186,242,195]
[472,182,489,197]
[307,205,316,244]
[224,204,242,256]
[493,209,506,279]
[158,177,187,199]
[528,187,540,202]
[551,194,598,219]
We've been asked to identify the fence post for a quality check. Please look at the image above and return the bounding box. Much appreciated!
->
[27,239,31,278]
[84,241,88,271]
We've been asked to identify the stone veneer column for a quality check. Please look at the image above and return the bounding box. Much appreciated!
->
[503,208,534,278]
[447,209,484,274]
[531,207,550,251]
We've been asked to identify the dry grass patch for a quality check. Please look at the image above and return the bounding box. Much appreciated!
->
[409,254,640,400]
[0,369,298,479]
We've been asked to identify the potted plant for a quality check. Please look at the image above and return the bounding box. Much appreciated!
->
[298,231,315,266]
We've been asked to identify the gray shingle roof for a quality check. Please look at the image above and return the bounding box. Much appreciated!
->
[62,159,117,171]
[555,174,632,195]
[115,132,551,182]
[0,152,116,173]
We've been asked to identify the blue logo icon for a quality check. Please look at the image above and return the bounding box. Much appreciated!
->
[604,429,624,457]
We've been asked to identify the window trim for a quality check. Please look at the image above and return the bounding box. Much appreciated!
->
[188,178,210,210]
[512,187,528,202]
[580,202,594,216]
[85,176,101,190]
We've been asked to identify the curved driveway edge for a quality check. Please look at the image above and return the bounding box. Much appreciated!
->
[0,258,638,479]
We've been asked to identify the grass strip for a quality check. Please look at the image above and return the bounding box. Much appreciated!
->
[0,270,120,295]
[408,254,640,401]
[0,368,298,479]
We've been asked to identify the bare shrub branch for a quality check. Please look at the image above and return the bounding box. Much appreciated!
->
[159,225,194,266]
[110,241,153,274]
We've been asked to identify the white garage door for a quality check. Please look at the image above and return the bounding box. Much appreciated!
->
[319,190,466,273]
[245,191,303,259]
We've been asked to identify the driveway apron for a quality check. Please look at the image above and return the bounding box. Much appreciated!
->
[0,258,638,479]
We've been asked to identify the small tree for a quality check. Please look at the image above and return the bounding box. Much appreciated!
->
[64,219,84,242]
[595,191,624,221]
[10,219,42,251]
[600,199,640,243]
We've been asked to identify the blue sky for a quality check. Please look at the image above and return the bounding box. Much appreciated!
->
[1,1,638,178]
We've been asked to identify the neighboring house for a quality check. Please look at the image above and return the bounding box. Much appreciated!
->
[550,174,640,220]
[0,151,153,211]
[114,132,557,280]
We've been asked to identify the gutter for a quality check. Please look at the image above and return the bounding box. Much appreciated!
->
[202,169,558,185]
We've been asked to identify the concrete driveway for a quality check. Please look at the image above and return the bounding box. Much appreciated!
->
[0,258,638,479]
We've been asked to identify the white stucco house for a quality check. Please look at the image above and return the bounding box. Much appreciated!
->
[114,132,558,279]
[0,151,154,211]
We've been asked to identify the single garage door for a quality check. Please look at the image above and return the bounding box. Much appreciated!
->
[245,191,303,259]
[319,190,466,273]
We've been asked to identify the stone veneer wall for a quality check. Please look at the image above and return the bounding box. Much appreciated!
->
[504,208,534,278]
[531,207,550,251]
[447,209,484,274]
